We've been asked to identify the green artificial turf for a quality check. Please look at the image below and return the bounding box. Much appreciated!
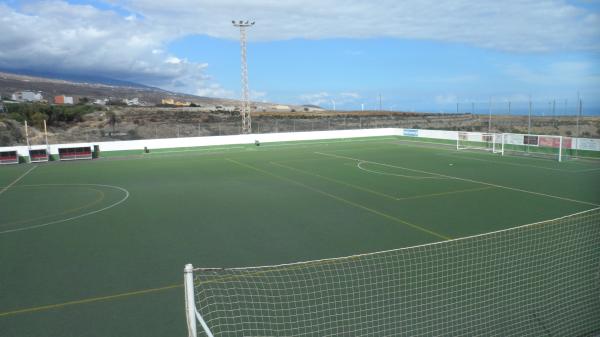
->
[0,136,599,337]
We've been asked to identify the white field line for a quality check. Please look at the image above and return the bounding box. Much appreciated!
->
[315,151,600,207]
[437,153,574,172]
[0,165,37,197]
[357,161,444,180]
[103,137,398,162]
[392,139,455,148]
[573,167,600,173]
[391,137,600,173]
[0,184,130,235]
[259,137,399,148]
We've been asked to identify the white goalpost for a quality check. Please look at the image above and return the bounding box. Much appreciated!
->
[456,131,503,154]
[500,133,569,162]
[457,131,570,162]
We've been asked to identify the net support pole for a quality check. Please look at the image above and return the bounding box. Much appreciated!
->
[184,264,215,337]
[43,120,50,154]
[501,133,505,156]
[184,264,198,337]
[456,132,459,150]
[25,120,30,149]
[558,136,563,162]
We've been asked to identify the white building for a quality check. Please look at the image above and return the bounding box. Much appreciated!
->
[123,98,140,106]
[273,104,291,111]
[11,91,44,102]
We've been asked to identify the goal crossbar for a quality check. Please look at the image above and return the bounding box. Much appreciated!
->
[184,208,600,337]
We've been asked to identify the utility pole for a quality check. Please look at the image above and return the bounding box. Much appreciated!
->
[528,95,532,134]
[232,20,255,134]
[488,97,492,132]
[378,93,382,111]
[552,99,556,128]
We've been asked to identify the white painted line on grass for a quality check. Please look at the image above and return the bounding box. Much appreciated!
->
[315,151,600,207]
[357,161,444,180]
[0,184,130,235]
[0,165,37,197]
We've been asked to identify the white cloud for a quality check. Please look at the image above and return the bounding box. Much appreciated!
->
[1,0,598,103]
[196,84,234,98]
[299,92,332,107]
[435,94,458,104]
[250,90,267,100]
[165,56,183,64]
[340,92,361,99]
[119,0,599,52]
[300,91,362,108]
[0,1,220,95]
[504,61,600,86]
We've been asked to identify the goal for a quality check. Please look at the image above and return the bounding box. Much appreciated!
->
[184,208,600,337]
[501,133,570,162]
[456,131,502,154]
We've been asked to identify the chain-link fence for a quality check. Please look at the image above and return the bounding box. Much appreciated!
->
[1,106,598,147]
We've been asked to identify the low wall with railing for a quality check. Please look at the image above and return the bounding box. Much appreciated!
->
[2,128,600,159]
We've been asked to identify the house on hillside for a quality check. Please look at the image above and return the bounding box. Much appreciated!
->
[11,91,44,102]
[161,98,190,106]
[54,95,74,105]
[273,104,291,111]
[123,98,140,106]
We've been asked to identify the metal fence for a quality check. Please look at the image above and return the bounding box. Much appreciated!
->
[1,111,598,147]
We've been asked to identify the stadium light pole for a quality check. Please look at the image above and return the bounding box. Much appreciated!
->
[232,20,255,134]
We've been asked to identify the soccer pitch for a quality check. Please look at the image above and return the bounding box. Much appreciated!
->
[1,136,599,337]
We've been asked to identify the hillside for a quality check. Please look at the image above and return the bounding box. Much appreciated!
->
[0,71,233,106]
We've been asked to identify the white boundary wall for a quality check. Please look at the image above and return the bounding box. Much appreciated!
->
[2,128,600,157]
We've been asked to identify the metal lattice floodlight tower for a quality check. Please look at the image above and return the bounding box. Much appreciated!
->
[232,20,255,134]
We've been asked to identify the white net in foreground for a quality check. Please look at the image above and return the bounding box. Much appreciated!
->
[185,208,600,337]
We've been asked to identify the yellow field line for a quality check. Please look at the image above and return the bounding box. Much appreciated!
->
[0,284,182,318]
[270,161,400,201]
[0,188,106,228]
[226,158,450,240]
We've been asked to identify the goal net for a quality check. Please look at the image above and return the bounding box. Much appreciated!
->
[184,208,600,337]
[456,132,502,154]
[501,133,571,162]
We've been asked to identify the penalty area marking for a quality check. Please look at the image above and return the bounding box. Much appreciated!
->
[316,151,600,207]
[0,184,130,235]
[357,161,445,180]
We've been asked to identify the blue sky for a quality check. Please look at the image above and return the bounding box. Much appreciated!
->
[1,0,599,113]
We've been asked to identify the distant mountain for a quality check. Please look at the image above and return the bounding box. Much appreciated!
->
[0,68,152,89]
[0,70,233,106]
[0,70,313,112]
